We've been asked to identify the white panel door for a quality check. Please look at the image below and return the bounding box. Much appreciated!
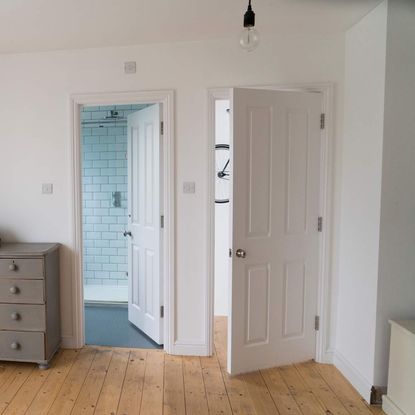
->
[229,88,322,374]
[127,104,163,345]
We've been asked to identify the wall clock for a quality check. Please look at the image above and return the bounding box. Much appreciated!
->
[215,144,230,203]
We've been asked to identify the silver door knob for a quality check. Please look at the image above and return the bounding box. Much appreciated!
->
[11,312,20,321]
[9,263,17,271]
[123,230,132,237]
[9,286,19,294]
[10,342,20,350]
[235,249,246,258]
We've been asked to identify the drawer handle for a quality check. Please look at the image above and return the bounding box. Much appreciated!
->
[10,342,20,350]
[11,312,20,321]
[9,263,17,271]
[9,286,19,294]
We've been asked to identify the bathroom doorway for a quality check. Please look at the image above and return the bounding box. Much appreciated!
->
[212,99,232,363]
[80,103,163,349]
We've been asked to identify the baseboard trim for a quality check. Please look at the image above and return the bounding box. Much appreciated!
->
[170,343,209,356]
[61,336,80,349]
[85,301,128,308]
[322,348,335,363]
[333,350,372,403]
[382,395,406,415]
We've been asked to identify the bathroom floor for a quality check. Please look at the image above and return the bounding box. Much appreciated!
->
[84,304,162,349]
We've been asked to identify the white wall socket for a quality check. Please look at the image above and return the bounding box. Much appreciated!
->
[42,183,53,194]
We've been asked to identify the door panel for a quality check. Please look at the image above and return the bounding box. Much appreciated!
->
[286,110,309,235]
[127,104,163,345]
[245,264,270,345]
[247,106,272,237]
[282,261,306,338]
[229,88,321,374]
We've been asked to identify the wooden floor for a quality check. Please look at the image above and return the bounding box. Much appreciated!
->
[0,317,385,415]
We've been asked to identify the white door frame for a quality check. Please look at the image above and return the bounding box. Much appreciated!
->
[207,83,335,363]
[69,90,175,352]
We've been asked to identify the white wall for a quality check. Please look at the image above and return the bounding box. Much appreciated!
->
[214,100,230,316]
[335,1,387,401]
[375,0,415,386]
[0,33,345,352]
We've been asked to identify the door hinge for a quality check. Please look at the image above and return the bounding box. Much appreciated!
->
[320,113,326,130]
[318,216,323,232]
[160,305,164,318]
[315,315,320,331]
[160,215,164,229]
[160,121,164,135]
[229,248,232,258]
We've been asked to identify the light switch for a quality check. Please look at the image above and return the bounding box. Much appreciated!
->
[183,182,196,194]
[42,183,53,194]
[124,61,136,74]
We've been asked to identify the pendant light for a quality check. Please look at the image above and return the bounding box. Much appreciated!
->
[239,0,259,52]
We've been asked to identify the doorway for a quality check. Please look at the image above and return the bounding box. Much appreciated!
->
[80,103,163,349]
[214,100,231,318]
[213,99,231,363]
[71,90,175,351]
[210,85,333,375]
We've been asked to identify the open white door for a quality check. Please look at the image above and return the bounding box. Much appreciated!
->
[228,88,322,374]
[127,104,163,345]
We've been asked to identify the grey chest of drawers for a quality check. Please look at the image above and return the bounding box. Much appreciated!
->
[0,243,60,369]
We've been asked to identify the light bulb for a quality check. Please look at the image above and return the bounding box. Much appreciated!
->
[239,27,260,52]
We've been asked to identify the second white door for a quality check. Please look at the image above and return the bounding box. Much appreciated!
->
[127,104,163,345]
[229,88,322,374]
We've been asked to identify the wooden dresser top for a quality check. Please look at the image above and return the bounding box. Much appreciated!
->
[0,243,60,257]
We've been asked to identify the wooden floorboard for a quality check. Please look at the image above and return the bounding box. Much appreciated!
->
[261,367,303,415]
[163,354,186,415]
[0,317,386,414]
[139,350,164,415]
[94,349,130,415]
[183,356,209,415]
[117,349,147,415]
[200,355,233,415]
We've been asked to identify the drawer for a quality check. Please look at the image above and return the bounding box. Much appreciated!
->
[0,279,44,304]
[0,331,44,362]
[0,258,44,279]
[0,304,45,331]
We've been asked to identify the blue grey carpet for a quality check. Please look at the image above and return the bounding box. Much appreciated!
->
[84,304,162,349]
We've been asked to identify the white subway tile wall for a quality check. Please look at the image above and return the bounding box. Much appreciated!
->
[81,104,146,286]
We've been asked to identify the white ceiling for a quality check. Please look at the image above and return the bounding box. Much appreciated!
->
[0,0,383,54]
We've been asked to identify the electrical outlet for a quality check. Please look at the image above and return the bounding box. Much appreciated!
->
[124,61,136,74]
[183,182,196,194]
[42,183,53,194]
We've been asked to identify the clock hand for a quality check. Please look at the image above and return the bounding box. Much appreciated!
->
[217,159,230,178]
[221,159,230,174]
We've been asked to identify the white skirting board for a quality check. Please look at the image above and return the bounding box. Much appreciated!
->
[84,285,128,303]
[333,350,372,403]
[383,396,406,415]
